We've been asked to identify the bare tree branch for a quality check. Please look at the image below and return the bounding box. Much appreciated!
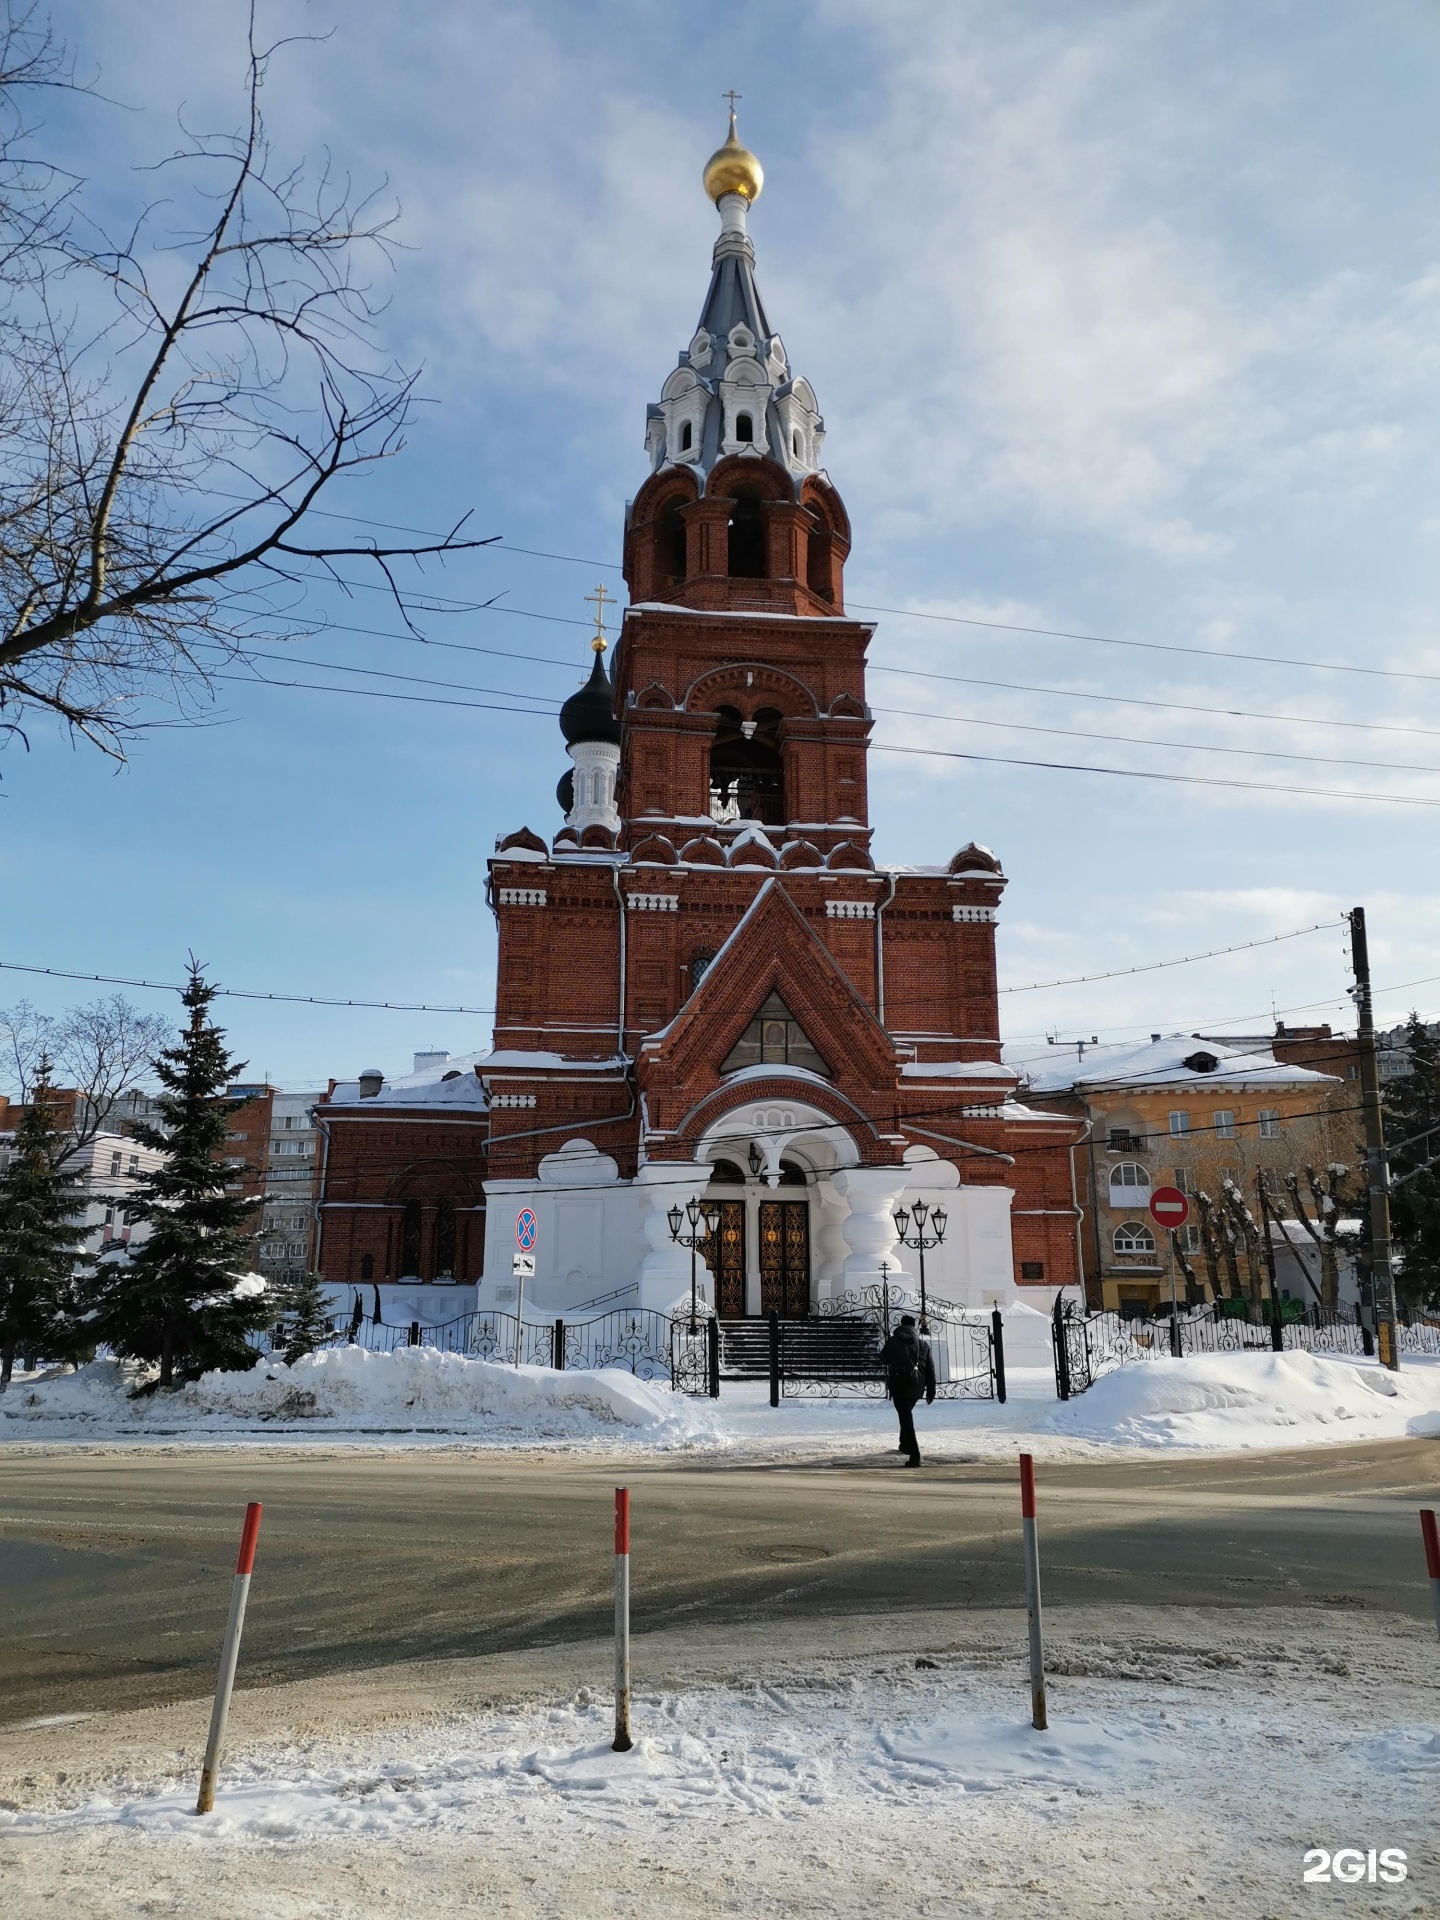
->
[0,4,493,761]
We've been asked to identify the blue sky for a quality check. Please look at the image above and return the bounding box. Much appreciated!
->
[5,0,1440,1088]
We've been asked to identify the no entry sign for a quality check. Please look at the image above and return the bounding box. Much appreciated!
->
[1149,1186,1190,1231]
[515,1208,537,1250]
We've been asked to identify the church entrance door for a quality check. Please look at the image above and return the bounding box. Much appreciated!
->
[758,1199,810,1316]
[706,1199,747,1317]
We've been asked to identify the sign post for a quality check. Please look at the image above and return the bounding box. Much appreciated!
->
[1149,1187,1190,1343]
[513,1210,538,1364]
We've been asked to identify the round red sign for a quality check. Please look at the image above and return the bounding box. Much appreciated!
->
[1149,1185,1190,1230]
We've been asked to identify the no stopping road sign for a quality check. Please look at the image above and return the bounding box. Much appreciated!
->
[1149,1186,1190,1231]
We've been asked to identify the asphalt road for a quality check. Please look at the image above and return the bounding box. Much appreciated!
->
[1,1438,1436,1726]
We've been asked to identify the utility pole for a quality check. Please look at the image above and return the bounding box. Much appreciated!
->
[1349,907,1400,1371]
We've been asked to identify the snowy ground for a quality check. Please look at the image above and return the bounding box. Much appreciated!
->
[2,1605,1436,1917]
[4,1346,1440,1461]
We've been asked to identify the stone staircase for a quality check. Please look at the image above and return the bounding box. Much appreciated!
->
[716,1315,885,1381]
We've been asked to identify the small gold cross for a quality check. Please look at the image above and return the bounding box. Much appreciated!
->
[585,581,613,653]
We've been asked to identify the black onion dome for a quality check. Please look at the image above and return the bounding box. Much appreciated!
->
[559,651,621,746]
[556,767,575,813]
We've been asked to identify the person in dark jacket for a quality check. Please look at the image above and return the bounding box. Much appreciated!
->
[880,1314,936,1465]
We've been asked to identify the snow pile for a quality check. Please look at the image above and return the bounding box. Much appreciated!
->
[1044,1349,1440,1451]
[1,1348,722,1447]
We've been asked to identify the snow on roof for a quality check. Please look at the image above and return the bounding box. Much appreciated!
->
[900,1060,1018,1082]
[1019,1033,1340,1096]
[327,1049,633,1111]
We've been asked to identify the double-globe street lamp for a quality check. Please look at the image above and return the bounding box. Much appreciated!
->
[668,1196,721,1333]
[892,1199,947,1333]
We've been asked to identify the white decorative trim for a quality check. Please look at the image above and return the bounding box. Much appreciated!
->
[490,1092,538,1109]
[962,1103,1004,1119]
[826,899,875,920]
[627,893,679,912]
[952,905,997,924]
[498,887,547,907]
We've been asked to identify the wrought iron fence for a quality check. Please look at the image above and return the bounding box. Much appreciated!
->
[1052,1296,1440,1397]
[801,1282,999,1399]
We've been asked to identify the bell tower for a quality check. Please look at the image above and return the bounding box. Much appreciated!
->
[605,108,873,867]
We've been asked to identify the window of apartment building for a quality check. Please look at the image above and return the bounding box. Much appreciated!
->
[110,1151,122,1175]
[281,1114,311,1131]
[128,1153,138,1174]
[227,1131,248,1142]
[1213,1110,1236,1139]
[1114,1221,1157,1256]
[1108,1161,1150,1207]
[1108,1126,1141,1152]
[1173,1167,1193,1194]
[1168,1111,1190,1136]
[1257,1108,1281,1139]
[1180,1224,1202,1253]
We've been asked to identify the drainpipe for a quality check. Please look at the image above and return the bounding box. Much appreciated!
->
[1069,1115,1094,1309]
[1083,1110,1104,1295]
[874,869,897,1027]
[310,1105,332,1277]
[609,862,628,1057]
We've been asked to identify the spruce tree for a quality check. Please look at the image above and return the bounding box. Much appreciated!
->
[88,964,267,1387]
[277,1270,336,1364]
[0,1063,92,1388]
[1386,1013,1440,1312]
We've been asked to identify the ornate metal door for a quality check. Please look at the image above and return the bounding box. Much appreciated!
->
[706,1199,747,1318]
[759,1200,810,1316]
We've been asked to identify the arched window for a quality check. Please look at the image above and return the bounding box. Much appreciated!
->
[400,1198,422,1276]
[1113,1221,1156,1256]
[1108,1161,1151,1205]
[679,419,693,452]
[359,1253,374,1281]
[806,512,832,601]
[727,489,766,578]
[658,498,687,580]
[792,430,802,458]
[689,948,716,991]
[778,1159,808,1186]
[435,1199,456,1278]
[707,1158,746,1185]
[709,705,784,824]
[735,412,754,443]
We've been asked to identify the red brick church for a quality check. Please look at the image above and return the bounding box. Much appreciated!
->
[313,112,1083,1325]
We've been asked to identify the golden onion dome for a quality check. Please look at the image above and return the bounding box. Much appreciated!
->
[702,107,763,205]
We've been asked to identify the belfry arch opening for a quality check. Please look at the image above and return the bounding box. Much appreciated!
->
[727,489,766,578]
[709,704,784,825]
[657,498,687,581]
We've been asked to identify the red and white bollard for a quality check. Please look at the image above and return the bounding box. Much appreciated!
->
[613,1487,633,1752]
[1019,1453,1048,1731]
[196,1502,263,1815]
[1422,1510,1440,1641]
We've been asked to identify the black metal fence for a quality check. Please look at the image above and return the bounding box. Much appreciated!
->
[801,1282,1002,1401]
[249,1305,676,1384]
[1052,1296,1440,1398]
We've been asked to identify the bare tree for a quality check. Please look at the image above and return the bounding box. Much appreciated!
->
[0,4,489,761]
[1265,1167,1356,1312]
[0,992,167,1153]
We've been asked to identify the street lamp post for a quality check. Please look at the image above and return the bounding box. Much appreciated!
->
[668,1196,720,1333]
[892,1199,948,1333]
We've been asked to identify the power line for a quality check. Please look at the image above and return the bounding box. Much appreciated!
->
[868,663,1440,744]
[205,660,1440,811]
[0,958,497,1016]
[999,921,1342,994]
[873,703,1440,778]
[214,641,1440,779]
[263,498,1440,690]
[870,739,1440,810]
